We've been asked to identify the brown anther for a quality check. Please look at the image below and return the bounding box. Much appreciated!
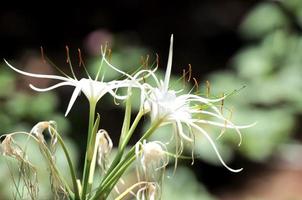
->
[65,45,70,64]
[40,46,46,64]
[187,64,192,82]
[206,80,210,97]
[193,77,199,93]
[155,53,159,68]
[107,48,112,62]
[77,48,85,67]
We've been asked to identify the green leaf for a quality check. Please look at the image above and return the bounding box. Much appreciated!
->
[240,2,288,39]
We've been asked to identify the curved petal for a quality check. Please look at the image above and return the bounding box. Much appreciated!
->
[101,55,133,80]
[107,89,128,101]
[176,120,193,142]
[189,122,243,173]
[4,59,71,82]
[29,81,75,92]
[192,110,255,146]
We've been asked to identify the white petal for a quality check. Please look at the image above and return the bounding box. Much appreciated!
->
[163,34,173,91]
[65,84,82,116]
[189,122,243,173]
[29,81,75,92]
[101,55,133,80]
[4,59,71,82]
[176,120,193,142]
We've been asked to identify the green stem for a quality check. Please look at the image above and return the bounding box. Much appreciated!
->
[81,101,97,199]
[119,88,132,148]
[120,109,144,151]
[40,142,74,197]
[108,109,144,173]
[53,128,80,200]
[91,119,162,200]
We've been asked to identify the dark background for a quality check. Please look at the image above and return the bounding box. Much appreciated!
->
[0,1,259,74]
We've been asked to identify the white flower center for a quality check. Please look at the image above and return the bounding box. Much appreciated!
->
[147,88,191,122]
[80,78,108,102]
[142,142,165,165]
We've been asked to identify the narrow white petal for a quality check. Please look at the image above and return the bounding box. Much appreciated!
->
[193,119,253,129]
[29,82,75,92]
[176,120,193,142]
[101,55,133,79]
[133,69,161,87]
[190,122,243,173]
[184,94,225,103]
[164,34,173,91]
[65,84,82,116]
[192,110,256,146]
[107,89,128,101]
[4,59,71,82]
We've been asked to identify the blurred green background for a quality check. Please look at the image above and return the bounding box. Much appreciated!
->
[1,1,302,199]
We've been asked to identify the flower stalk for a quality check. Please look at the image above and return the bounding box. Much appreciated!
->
[81,102,99,199]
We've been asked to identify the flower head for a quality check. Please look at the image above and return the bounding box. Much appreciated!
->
[4,57,141,116]
[135,140,168,182]
[143,35,254,172]
[96,129,113,172]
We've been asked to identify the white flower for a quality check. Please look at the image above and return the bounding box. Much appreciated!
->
[135,140,168,182]
[144,35,254,172]
[96,129,113,172]
[4,59,141,116]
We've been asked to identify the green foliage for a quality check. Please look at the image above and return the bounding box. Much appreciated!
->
[240,2,289,39]
[162,167,216,200]
[205,1,302,162]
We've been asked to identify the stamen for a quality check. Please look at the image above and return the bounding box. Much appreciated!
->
[220,93,225,115]
[206,80,210,97]
[78,48,91,79]
[145,54,149,69]
[40,46,46,64]
[65,46,77,80]
[140,56,144,66]
[187,64,192,82]
[65,45,70,64]
[192,77,199,94]
[77,48,84,67]
[155,53,159,69]
[96,44,107,81]
[218,96,227,140]
[107,48,112,62]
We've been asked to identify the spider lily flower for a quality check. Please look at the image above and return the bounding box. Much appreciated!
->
[135,140,168,182]
[143,35,254,172]
[96,129,113,172]
[4,59,142,116]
